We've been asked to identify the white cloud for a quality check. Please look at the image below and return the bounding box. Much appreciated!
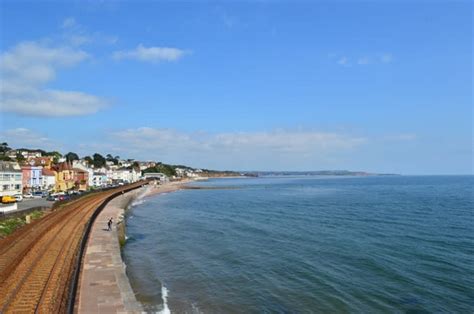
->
[62,17,77,29]
[113,44,186,63]
[2,90,107,117]
[357,57,370,65]
[106,127,367,169]
[337,56,349,66]
[59,17,118,47]
[333,53,394,66]
[380,53,393,63]
[0,128,54,148]
[0,41,108,117]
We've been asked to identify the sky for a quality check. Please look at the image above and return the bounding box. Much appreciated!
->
[0,1,472,174]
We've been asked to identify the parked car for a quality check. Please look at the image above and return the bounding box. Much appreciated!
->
[1,195,17,204]
[32,191,43,198]
[14,194,23,202]
[47,195,58,201]
[58,195,70,201]
[23,193,33,199]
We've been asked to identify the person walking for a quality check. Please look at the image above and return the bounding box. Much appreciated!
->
[107,217,113,231]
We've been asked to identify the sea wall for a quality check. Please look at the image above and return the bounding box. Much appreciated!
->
[76,187,148,313]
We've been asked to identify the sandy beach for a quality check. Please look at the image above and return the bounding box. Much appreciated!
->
[142,179,196,198]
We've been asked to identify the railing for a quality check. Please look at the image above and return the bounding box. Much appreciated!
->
[66,181,148,314]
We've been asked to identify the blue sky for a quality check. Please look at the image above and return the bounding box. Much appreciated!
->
[0,1,472,174]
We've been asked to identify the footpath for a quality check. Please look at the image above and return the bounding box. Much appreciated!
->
[76,187,146,313]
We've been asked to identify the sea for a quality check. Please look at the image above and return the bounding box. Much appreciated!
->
[122,175,474,313]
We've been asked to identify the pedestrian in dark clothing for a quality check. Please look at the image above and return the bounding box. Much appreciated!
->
[107,217,113,231]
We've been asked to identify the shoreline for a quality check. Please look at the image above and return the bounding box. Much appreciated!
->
[77,177,241,313]
[77,180,193,313]
[142,178,195,198]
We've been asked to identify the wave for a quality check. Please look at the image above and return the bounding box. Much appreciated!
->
[129,186,153,208]
[130,198,147,207]
[159,285,170,314]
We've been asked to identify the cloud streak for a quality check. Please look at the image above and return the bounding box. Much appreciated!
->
[104,127,367,169]
[0,128,55,149]
[113,44,186,63]
[331,53,394,67]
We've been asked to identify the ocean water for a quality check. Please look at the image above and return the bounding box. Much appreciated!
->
[122,176,474,313]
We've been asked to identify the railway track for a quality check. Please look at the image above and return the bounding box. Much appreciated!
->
[0,182,146,313]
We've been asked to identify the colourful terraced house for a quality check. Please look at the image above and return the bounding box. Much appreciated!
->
[53,161,75,192]
[73,168,89,191]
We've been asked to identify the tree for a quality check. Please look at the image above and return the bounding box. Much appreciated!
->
[0,142,10,154]
[84,156,93,165]
[93,153,106,168]
[143,164,177,177]
[16,153,26,164]
[45,151,62,163]
[105,153,120,165]
[65,152,79,162]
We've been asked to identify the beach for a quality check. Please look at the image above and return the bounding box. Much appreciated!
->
[142,179,196,198]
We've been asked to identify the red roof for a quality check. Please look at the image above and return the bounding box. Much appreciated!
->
[42,168,56,176]
[73,168,87,174]
[53,161,73,172]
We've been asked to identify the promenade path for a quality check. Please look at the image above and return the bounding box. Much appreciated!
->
[77,188,145,314]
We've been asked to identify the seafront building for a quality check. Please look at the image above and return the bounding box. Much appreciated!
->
[143,172,169,183]
[73,160,94,187]
[21,165,43,193]
[0,161,23,197]
[41,168,56,191]
[53,161,75,192]
[73,168,89,191]
[92,172,108,187]
[108,167,141,183]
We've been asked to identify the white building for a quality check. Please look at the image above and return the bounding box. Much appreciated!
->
[175,168,186,177]
[143,172,169,183]
[108,167,141,183]
[175,167,201,178]
[41,168,56,191]
[6,149,42,159]
[92,172,108,187]
[139,161,156,171]
[0,161,23,197]
[120,160,133,168]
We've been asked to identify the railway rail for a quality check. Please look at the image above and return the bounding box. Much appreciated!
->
[0,181,147,313]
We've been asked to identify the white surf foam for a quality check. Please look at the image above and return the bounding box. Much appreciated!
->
[129,186,152,208]
[130,198,146,207]
[159,285,171,314]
